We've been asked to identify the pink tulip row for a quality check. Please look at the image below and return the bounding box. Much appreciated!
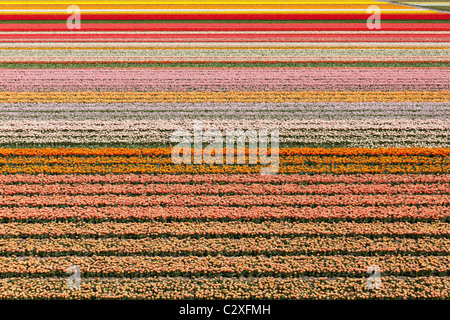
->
[1,182,449,195]
[0,173,449,185]
[1,68,448,92]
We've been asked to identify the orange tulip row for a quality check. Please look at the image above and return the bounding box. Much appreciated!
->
[1,91,447,103]
[0,147,448,157]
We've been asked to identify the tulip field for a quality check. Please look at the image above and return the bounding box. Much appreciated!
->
[0,0,449,300]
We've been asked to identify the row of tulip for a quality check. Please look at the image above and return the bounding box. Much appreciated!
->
[0,205,447,221]
[0,173,447,185]
[0,129,447,148]
[0,147,447,156]
[1,194,449,207]
[4,22,448,32]
[0,164,447,175]
[2,47,447,56]
[0,221,448,238]
[2,119,449,129]
[0,91,447,103]
[1,136,448,149]
[2,68,447,92]
[10,57,438,62]
[2,0,448,301]
[2,101,447,111]
[1,155,447,165]
[0,255,448,277]
[0,276,449,299]
[4,42,446,48]
[0,236,448,256]
[5,61,447,69]
[2,182,449,195]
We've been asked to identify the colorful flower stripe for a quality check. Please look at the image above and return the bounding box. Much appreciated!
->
[1,116,448,148]
[1,221,448,237]
[2,57,448,63]
[0,237,448,256]
[0,205,447,221]
[1,68,448,92]
[0,276,448,300]
[1,173,449,185]
[1,91,447,103]
[0,255,448,277]
[1,155,448,165]
[1,0,449,301]
[1,164,448,174]
[2,33,449,42]
[0,147,448,156]
[1,23,448,32]
[2,182,449,195]
[1,132,448,148]
[2,14,447,21]
[3,48,446,61]
[3,42,447,48]
[1,102,448,118]
[2,194,449,207]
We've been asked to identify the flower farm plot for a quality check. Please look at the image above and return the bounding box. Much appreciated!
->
[0,0,449,300]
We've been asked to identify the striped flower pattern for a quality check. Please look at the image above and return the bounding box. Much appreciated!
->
[0,0,449,299]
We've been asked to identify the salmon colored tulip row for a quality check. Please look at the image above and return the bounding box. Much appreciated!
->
[0,276,448,299]
[0,205,447,221]
[0,173,449,185]
[1,194,448,207]
[0,236,448,256]
[0,255,448,277]
[0,221,448,238]
[1,182,449,196]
